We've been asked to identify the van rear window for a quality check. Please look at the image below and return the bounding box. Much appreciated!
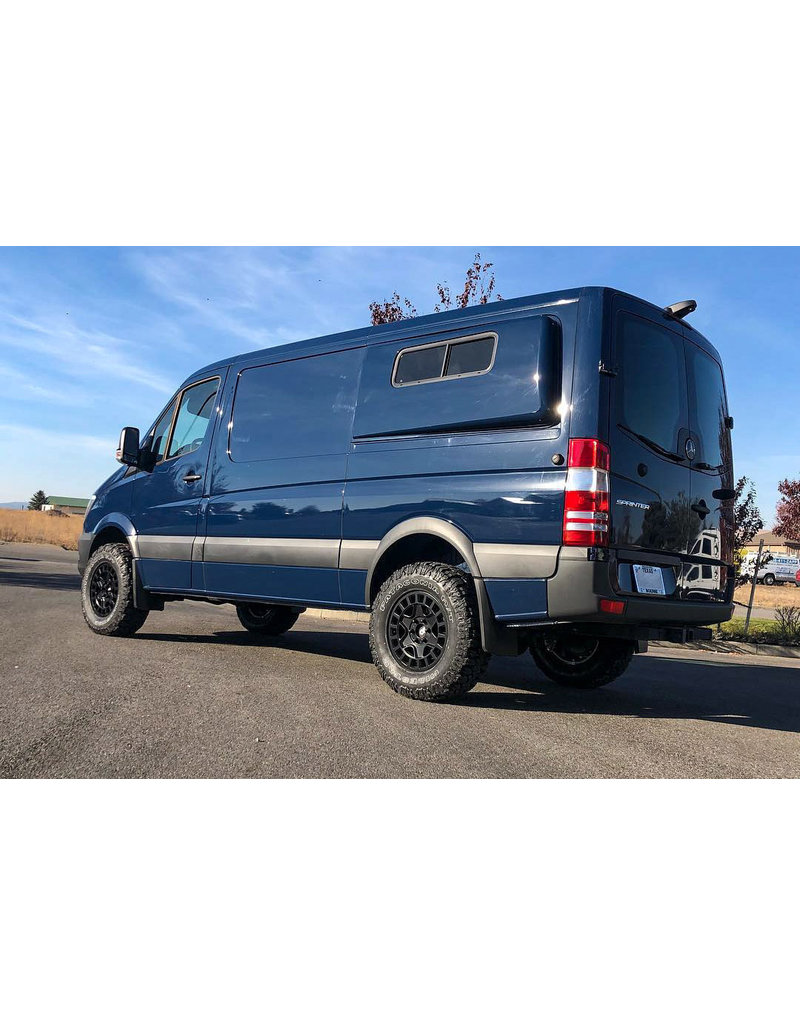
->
[686,343,729,470]
[616,314,687,456]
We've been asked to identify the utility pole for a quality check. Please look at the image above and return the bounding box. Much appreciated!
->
[744,538,764,636]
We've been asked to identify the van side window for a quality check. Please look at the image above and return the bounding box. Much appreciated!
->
[444,336,496,378]
[167,377,220,460]
[393,344,446,385]
[392,334,496,387]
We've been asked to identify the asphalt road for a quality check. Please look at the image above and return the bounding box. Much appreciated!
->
[2,541,800,778]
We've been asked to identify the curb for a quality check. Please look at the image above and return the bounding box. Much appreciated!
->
[300,608,368,623]
[651,640,800,660]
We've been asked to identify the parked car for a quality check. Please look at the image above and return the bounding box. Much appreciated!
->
[78,287,735,700]
[740,551,800,586]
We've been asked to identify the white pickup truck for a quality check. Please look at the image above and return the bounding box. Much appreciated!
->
[740,551,800,586]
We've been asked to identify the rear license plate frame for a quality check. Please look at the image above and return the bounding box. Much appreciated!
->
[632,563,666,596]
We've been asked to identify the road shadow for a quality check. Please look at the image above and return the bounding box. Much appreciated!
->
[0,569,80,591]
[134,625,800,736]
[466,652,800,736]
[137,627,375,664]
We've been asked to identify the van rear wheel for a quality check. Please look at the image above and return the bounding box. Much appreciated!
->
[369,561,489,701]
[763,573,776,586]
[236,603,302,636]
[530,635,634,689]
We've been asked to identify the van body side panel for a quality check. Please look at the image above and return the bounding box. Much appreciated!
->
[343,306,579,619]
[200,347,364,606]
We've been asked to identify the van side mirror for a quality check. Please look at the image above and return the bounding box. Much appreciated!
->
[116,426,140,467]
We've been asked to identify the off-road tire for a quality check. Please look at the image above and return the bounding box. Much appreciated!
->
[369,561,489,701]
[530,635,634,689]
[81,542,149,637]
[236,603,302,636]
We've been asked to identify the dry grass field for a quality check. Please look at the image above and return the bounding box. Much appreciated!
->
[0,509,82,550]
[733,583,800,610]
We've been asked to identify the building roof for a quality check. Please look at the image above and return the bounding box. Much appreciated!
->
[45,496,90,508]
[746,530,799,547]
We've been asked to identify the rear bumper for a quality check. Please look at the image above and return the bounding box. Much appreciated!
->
[546,547,733,628]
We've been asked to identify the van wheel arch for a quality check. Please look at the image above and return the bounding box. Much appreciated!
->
[364,519,508,657]
[366,521,481,606]
[90,525,133,558]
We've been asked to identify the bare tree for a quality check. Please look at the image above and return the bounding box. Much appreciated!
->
[369,253,502,327]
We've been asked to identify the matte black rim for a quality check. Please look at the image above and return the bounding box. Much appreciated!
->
[542,636,599,667]
[386,589,448,672]
[89,562,119,618]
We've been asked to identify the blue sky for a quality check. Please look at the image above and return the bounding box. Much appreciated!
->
[0,247,797,521]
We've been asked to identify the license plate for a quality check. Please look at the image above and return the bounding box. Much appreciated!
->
[632,564,666,596]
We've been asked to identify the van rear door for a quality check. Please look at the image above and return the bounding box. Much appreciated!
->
[607,302,692,563]
[684,339,734,599]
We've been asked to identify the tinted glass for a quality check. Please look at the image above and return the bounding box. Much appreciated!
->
[149,402,176,463]
[687,344,729,470]
[167,378,219,459]
[444,336,495,377]
[231,349,361,462]
[617,314,687,455]
[394,344,446,385]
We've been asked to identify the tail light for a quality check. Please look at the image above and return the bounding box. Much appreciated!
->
[562,438,610,546]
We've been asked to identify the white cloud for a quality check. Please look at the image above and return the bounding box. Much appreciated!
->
[0,309,173,394]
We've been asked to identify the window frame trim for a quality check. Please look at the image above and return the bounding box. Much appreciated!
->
[390,331,498,389]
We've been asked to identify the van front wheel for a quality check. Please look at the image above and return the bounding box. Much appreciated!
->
[369,561,489,701]
[236,603,302,636]
[530,635,634,689]
[81,542,149,637]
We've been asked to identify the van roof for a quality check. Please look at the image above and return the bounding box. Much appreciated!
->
[183,285,721,385]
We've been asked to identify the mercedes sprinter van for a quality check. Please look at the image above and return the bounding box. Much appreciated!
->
[79,287,735,701]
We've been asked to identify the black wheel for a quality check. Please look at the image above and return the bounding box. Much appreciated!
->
[236,603,302,636]
[763,573,776,586]
[530,635,634,689]
[81,542,149,637]
[369,561,489,701]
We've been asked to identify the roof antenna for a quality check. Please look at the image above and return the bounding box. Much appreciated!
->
[664,299,697,321]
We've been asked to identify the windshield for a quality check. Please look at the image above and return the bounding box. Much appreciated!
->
[616,313,687,456]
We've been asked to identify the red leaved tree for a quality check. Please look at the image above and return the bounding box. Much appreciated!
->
[369,253,502,326]
[775,476,800,541]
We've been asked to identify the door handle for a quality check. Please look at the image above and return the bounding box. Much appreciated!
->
[183,473,202,483]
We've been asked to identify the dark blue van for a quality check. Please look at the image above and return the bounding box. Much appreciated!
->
[79,287,735,701]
